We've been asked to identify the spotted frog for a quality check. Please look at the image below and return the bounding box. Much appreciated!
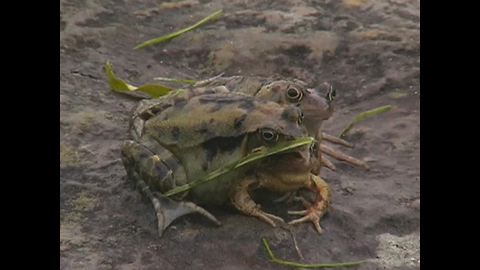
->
[121,89,330,236]
[194,75,369,172]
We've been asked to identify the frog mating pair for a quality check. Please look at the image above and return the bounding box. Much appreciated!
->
[120,76,366,237]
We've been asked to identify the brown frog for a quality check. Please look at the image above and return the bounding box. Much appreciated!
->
[121,89,330,236]
[193,75,369,172]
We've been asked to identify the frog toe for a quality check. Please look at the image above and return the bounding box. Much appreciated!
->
[320,143,369,170]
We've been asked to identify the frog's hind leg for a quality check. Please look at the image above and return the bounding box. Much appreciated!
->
[152,191,221,235]
[131,173,220,237]
[121,141,220,237]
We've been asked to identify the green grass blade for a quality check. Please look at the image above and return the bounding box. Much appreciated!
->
[163,137,315,197]
[134,10,223,50]
[105,60,135,91]
[132,84,174,98]
[234,137,315,168]
[262,238,368,268]
[338,105,391,138]
[153,77,198,84]
[105,61,174,98]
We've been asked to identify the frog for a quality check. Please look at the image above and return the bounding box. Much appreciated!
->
[193,74,369,173]
[121,89,331,236]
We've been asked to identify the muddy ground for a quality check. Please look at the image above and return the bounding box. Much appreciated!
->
[60,0,420,269]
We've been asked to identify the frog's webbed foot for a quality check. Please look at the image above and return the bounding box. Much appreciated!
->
[152,192,221,234]
[320,143,370,170]
[126,168,220,237]
[231,178,285,227]
[288,175,331,234]
[121,140,220,237]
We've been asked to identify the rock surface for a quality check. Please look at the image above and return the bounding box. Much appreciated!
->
[60,0,420,269]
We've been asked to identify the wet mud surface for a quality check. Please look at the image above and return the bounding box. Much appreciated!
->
[60,0,420,269]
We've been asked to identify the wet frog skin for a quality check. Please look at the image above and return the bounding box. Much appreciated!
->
[121,89,331,236]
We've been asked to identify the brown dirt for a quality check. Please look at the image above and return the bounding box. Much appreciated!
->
[60,0,420,269]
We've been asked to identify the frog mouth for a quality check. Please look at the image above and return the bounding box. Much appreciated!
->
[263,150,314,173]
[301,108,333,121]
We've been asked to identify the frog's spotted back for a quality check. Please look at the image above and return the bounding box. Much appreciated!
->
[121,86,332,237]
[139,92,306,150]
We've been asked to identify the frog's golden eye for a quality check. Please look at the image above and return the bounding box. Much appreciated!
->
[261,129,279,142]
[286,86,303,101]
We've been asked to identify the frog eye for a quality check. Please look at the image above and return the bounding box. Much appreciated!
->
[261,129,279,142]
[286,86,303,101]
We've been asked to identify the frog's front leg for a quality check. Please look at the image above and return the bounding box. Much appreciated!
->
[288,174,331,234]
[120,140,220,236]
[316,132,369,171]
[311,154,337,174]
[320,143,370,170]
[321,132,354,148]
[230,177,285,227]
